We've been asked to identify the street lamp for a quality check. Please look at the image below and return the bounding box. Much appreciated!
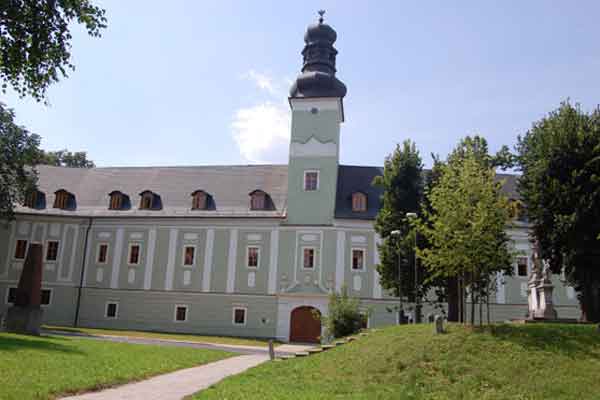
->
[406,212,422,324]
[390,230,405,324]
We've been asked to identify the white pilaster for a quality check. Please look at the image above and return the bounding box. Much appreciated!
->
[1,221,16,278]
[335,231,346,292]
[267,229,280,294]
[202,229,215,292]
[110,228,124,289]
[65,225,79,281]
[373,234,383,299]
[165,228,178,291]
[226,229,238,293]
[143,227,157,290]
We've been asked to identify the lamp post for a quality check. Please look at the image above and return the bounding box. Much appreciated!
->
[390,230,405,324]
[406,212,422,324]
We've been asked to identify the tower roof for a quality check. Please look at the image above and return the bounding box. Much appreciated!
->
[289,11,347,99]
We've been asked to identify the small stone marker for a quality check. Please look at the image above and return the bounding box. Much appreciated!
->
[268,339,275,360]
[434,315,444,334]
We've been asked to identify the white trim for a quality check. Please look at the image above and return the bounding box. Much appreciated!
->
[335,231,346,292]
[226,229,238,293]
[201,229,215,292]
[496,272,506,304]
[1,221,16,277]
[165,228,178,291]
[245,245,260,269]
[182,244,197,267]
[105,301,119,319]
[110,228,124,289]
[126,242,142,266]
[291,138,338,158]
[144,227,157,290]
[373,234,382,299]
[303,170,320,191]
[65,224,79,282]
[81,225,94,287]
[96,242,109,265]
[301,246,316,270]
[232,306,247,326]
[267,229,279,295]
[174,304,189,323]
[350,247,366,272]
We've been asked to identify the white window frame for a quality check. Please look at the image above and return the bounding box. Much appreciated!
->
[301,246,316,270]
[303,170,320,192]
[351,247,366,272]
[182,245,196,267]
[127,242,142,266]
[232,307,247,326]
[40,288,52,307]
[174,304,189,323]
[96,242,110,265]
[13,239,28,260]
[516,256,528,278]
[105,301,119,319]
[44,239,60,263]
[246,246,260,269]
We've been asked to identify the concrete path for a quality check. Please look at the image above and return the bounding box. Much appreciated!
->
[60,354,269,400]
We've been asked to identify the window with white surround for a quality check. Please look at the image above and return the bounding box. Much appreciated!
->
[303,247,315,269]
[174,305,188,322]
[247,246,260,268]
[233,307,247,325]
[128,243,141,266]
[45,240,60,262]
[183,245,196,267]
[105,302,119,318]
[14,239,28,260]
[352,192,367,212]
[517,256,528,277]
[304,170,319,191]
[352,248,365,271]
[97,243,109,264]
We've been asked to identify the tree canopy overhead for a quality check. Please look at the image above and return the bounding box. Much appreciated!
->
[0,0,107,101]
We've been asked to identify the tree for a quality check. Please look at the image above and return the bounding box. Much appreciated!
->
[417,139,514,325]
[0,103,41,220]
[373,140,428,322]
[319,286,368,340]
[517,101,600,322]
[39,149,95,168]
[1,0,107,101]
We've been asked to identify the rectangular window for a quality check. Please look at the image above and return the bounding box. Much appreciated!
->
[303,247,315,269]
[352,248,365,271]
[128,243,141,265]
[517,257,528,277]
[247,246,259,268]
[97,243,109,264]
[14,239,28,260]
[174,305,188,322]
[304,171,319,191]
[6,287,17,304]
[41,289,51,306]
[183,246,195,266]
[45,240,60,262]
[105,302,118,318]
[233,307,247,325]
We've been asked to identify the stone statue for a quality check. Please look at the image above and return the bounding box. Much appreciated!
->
[527,241,558,320]
[5,243,44,335]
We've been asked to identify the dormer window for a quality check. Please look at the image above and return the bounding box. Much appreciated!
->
[352,192,367,212]
[304,170,319,191]
[53,189,75,210]
[249,190,273,211]
[24,190,45,209]
[191,190,212,210]
[139,191,162,210]
[108,191,130,210]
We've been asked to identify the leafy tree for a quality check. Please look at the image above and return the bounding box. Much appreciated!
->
[39,149,95,168]
[320,286,368,340]
[517,101,600,322]
[373,140,428,322]
[0,103,41,220]
[417,139,514,325]
[1,0,107,101]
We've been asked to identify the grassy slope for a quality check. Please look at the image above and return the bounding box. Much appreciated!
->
[44,325,275,347]
[0,333,232,400]
[194,323,600,400]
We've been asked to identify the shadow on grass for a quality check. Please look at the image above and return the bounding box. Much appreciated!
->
[482,323,600,359]
[0,334,83,354]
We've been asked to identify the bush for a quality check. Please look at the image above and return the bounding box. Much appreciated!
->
[320,286,369,340]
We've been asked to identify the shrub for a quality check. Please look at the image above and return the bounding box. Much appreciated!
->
[320,286,369,340]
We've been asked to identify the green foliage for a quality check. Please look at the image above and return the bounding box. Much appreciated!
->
[0,0,107,101]
[39,148,95,168]
[193,323,600,400]
[0,103,41,220]
[0,332,232,400]
[516,101,600,321]
[320,286,368,340]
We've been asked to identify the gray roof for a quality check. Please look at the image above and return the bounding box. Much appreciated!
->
[17,164,520,219]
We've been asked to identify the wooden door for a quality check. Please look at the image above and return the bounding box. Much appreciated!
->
[289,306,321,343]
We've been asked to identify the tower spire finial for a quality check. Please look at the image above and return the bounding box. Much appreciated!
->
[318,9,325,24]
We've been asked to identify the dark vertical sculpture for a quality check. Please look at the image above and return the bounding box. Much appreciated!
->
[5,243,44,335]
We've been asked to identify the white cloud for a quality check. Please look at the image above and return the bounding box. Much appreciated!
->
[231,101,290,164]
[242,70,279,95]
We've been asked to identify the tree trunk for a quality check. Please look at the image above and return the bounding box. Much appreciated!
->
[580,276,600,323]
[447,277,459,322]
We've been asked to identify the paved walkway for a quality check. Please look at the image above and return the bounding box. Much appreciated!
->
[60,354,269,400]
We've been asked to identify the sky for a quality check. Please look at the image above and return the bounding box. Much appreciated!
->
[3,1,600,168]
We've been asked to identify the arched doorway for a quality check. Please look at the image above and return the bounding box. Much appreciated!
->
[290,306,321,343]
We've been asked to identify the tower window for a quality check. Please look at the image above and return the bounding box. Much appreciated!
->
[352,192,367,212]
[247,246,260,268]
[304,171,319,191]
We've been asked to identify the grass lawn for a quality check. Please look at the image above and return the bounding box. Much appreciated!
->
[0,332,232,400]
[44,325,276,347]
[193,323,600,400]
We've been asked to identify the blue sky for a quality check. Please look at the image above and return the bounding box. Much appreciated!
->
[3,1,600,168]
